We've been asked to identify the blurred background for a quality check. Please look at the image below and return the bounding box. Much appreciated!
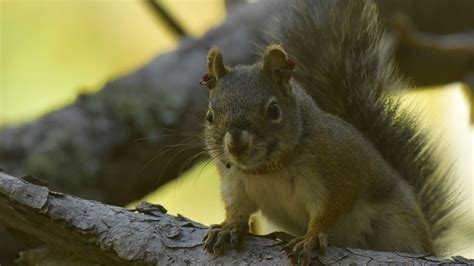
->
[1,0,224,125]
[1,0,473,260]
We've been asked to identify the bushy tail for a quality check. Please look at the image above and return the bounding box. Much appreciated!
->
[264,0,462,253]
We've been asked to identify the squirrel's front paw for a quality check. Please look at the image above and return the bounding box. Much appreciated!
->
[203,223,247,255]
[283,233,327,265]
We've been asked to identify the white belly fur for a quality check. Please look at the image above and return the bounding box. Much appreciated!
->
[241,166,327,236]
[239,166,379,247]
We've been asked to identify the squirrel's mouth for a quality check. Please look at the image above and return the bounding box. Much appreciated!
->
[220,135,293,174]
[231,157,286,175]
[222,145,267,171]
[222,142,297,175]
[226,153,265,170]
[232,143,298,175]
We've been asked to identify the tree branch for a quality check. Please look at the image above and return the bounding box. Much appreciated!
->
[392,14,474,57]
[1,170,472,265]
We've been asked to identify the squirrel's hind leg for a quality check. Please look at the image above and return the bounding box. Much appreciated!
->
[364,191,435,254]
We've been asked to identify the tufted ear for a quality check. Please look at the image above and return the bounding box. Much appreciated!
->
[208,47,227,78]
[200,47,228,89]
[262,44,295,82]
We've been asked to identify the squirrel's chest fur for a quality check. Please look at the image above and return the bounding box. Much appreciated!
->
[239,163,327,236]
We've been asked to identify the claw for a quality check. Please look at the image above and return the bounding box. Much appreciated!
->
[230,228,242,248]
[213,231,229,255]
[284,235,322,265]
[318,233,328,254]
[293,240,304,253]
[202,223,247,255]
[283,236,304,253]
[298,248,312,266]
[288,252,298,265]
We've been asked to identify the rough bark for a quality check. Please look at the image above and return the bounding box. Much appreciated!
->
[1,171,472,265]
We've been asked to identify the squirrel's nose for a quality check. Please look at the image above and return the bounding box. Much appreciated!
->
[224,129,250,156]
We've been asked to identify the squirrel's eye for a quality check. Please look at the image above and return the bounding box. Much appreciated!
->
[267,101,281,122]
[206,110,214,124]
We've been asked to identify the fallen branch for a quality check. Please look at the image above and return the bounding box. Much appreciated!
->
[1,170,472,265]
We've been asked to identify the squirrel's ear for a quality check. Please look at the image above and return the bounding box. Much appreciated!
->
[200,47,227,89]
[262,44,295,82]
[208,47,227,79]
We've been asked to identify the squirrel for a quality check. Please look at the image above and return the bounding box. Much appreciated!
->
[200,0,462,263]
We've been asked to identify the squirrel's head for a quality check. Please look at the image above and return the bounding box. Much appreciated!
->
[202,45,302,174]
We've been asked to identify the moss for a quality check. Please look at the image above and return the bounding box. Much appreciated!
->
[25,128,101,199]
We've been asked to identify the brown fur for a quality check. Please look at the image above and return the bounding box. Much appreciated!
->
[202,45,434,259]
